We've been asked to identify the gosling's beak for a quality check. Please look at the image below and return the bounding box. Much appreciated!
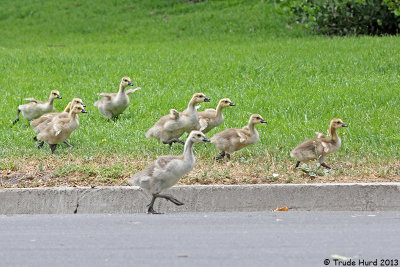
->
[260,119,267,123]
[82,103,86,107]
[342,123,348,127]
[229,102,235,106]
[57,95,62,99]
[204,97,210,102]
[81,109,88,113]
[128,81,133,86]
[203,137,210,142]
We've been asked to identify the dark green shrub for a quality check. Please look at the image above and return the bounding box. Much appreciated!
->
[279,0,400,35]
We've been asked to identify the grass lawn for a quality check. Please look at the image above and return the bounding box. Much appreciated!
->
[1,0,400,188]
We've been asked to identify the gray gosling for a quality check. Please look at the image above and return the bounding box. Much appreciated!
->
[34,105,87,153]
[198,98,235,133]
[290,118,348,169]
[13,90,62,124]
[146,93,210,146]
[31,98,86,148]
[129,131,210,214]
[211,114,267,161]
[94,76,141,119]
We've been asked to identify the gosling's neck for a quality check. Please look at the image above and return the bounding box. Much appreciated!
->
[215,103,224,120]
[183,139,195,163]
[329,125,339,142]
[68,110,79,121]
[118,83,127,94]
[187,98,199,114]
[247,120,256,134]
[48,96,55,106]
[63,103,72,113]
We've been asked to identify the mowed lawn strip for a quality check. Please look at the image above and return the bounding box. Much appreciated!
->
[0,0,399,187]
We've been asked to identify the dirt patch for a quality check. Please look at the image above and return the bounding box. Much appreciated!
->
[0,154,399,188]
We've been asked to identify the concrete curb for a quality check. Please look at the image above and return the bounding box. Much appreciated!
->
[1,183,400,214]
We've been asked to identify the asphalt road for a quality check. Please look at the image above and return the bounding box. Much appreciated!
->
[1,212,399,267]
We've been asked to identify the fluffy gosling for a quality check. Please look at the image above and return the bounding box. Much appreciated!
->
[146,93,210,146]
[94,76,140,119]
[32,98,86,148]
[198,98,235,133]
[129,131,210,214]
[290,118,348,169]
[210,114,267,161]
[34,105,87,153]
[13,90,62,124]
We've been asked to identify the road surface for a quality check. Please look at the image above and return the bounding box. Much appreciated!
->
[1,211,399,266]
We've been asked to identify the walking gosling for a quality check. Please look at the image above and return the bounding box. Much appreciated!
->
[211,114,267,161]
[34,105,87,153]
[13,90,62,124]
[290,118,348,169]
[129,131,210,214]
[94,76,140,119]
[31,98,86,148]
[198,98,235,133]
[146,93,210,146]
[31,98,85,130]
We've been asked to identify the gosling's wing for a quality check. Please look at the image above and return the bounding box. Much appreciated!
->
[199,118,209,132]
[125,87,141,95]
[51,118,71,136]
[238,127,251,143]
[97,93,116,99]
[23,98,40,103]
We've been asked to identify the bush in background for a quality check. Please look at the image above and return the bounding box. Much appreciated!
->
[279,0,400,35]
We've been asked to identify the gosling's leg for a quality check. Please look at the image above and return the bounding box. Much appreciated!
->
[64,140,74,148]
[147,195,162,214]
[164,138,185,147]
[12,109,20,125]
[321,163,331,169]
[171,138,185,145]
[49,144,57,154]
[216,151,226,162]
[294,161,300,169]
[37,141,44,149]
[156,194,184,206]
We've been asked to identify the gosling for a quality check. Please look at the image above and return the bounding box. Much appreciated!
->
[94,76,141,119]
[13,90,62,124]
[31,98,86,148]
[31,98,85,130]
[198,98,235,133]
[34,105,87,153]
[290,118,348,169]
[210,114,267,161]
[146,93,210,146]
[129,131,210,214]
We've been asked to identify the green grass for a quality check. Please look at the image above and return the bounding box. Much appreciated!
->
[0,0,400,184]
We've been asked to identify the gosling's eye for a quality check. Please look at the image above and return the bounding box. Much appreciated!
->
[197,134,201,137]
[256,117,261,120]
[199,95,203,98]
[224,101,228,103]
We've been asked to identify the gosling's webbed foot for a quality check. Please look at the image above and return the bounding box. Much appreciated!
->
[321,162,331,169]
[166,196,184,206]
[215,151,226,162]
[294,161,300,169]
[156,194,184,206]
[37,141,44,149]
[49,144,57,154]
[64,140,74,149]
[147,207,163,214]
